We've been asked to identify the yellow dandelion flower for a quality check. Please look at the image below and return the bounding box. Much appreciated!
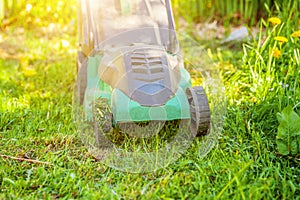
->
[22,66,37,77]
[207,2,212,8]
[274,36,288,43]
[268,17,281,25]
[291,30,300,38]
[273,47,281,58]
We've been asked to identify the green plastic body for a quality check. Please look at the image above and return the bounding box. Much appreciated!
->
[84,55,192,123]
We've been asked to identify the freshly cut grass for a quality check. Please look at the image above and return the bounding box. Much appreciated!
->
[0,1,299,199]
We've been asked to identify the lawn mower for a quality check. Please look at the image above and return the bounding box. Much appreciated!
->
[75,0,211,149]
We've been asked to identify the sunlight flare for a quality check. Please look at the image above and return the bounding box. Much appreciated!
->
[26,4,32,12]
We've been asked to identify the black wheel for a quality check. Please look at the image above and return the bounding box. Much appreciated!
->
[76,51,88,105]
[186,86,211,136]
[93,98,113,148]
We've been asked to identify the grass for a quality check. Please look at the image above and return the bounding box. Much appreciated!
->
[172,0,279,27]
[0,0,300,199]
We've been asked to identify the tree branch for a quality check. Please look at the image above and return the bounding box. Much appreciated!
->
[0,154,52,165]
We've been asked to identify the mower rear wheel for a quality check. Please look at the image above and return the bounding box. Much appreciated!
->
[93,98,113,148]
[186,86,211,136]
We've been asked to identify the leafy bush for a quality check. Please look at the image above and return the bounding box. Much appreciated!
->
[276,106,300,156]
[238,2,300,157]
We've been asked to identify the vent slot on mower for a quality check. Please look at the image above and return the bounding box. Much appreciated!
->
[130,50,166,83]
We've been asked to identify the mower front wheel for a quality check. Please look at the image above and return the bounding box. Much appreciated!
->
[186,86,211,136]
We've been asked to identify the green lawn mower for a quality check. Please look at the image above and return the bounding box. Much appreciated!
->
[75,0,211,148]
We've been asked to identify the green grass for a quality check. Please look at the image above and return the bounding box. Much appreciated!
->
[0,1,300,199]
[172,0,278,27]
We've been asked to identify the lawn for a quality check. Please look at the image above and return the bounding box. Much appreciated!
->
[0,0,299,199]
